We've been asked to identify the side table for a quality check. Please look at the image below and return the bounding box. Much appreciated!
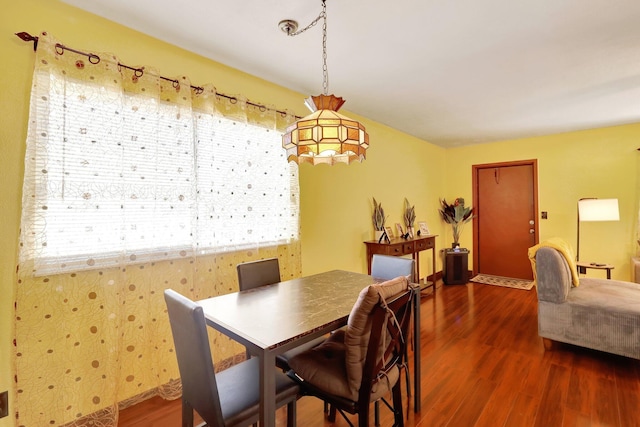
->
[576,261,614,279]
[443,248,469,285]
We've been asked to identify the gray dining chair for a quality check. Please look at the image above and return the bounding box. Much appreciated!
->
[371,254,415,282]
[236,258,328,371]
[164,289,300,427]
[236,258,281,290]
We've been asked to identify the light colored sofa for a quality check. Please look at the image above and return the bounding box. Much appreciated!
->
[535,246,640,359]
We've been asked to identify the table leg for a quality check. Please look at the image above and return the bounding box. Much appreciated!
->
[432,243,436,292]
[412,286,421,412]
[259,352,277,427]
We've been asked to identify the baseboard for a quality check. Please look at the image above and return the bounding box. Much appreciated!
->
[425,271,442,283]
[426,270,473,284]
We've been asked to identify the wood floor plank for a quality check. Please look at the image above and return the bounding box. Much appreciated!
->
[504,392,539,427]
[533,363,571,426]
[566,364,599,415]
[117,281,640,427]
[471,344,507,381]
[447,377,496,426]
[590,376,619,426]
[615,357,640,427]
[474,353,530,427]
[423,366,474,420]
[520,352,551,398]
[561,407,592,427]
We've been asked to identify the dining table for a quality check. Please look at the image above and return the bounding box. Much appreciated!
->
[196,269,422,427]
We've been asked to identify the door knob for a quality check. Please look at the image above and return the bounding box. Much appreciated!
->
[529,220,535,225]
[529,229,535,234]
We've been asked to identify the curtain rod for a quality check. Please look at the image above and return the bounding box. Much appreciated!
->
[15,32,301,119]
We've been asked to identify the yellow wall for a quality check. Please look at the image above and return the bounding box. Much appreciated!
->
[299,122,446,276]
[443,124,640,279]
[1,0,639,425]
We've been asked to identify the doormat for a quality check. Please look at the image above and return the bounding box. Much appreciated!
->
[470,274,534,290]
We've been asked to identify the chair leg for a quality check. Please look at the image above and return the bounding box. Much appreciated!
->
[391,383,404,427]
[359,401,370,427]
[287,399,297,427]
[328,404,337,422]
[374,401,380,426]
[182,398,194,427]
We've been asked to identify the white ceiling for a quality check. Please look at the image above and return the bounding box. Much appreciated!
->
[62,0,640,147]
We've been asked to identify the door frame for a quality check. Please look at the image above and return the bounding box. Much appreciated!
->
[471,159,539,277]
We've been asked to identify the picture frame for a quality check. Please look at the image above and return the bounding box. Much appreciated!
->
[395,223,404,237]
[385,226,394,239]
[418,221,430,236]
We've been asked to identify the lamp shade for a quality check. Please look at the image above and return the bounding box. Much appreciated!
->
[578,198,620,222]
[282,94,369,165]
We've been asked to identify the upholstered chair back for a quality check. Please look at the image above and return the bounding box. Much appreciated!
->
[344,276,409,396]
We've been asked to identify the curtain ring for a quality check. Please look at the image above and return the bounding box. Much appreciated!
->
[88,54,100,64]
[55,43,64,55]
[229,97,237,104]
[259,105,267,112]
[172,79,180,89]
[134,68,144,78]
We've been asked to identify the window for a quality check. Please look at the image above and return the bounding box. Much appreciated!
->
[22,71,298,274]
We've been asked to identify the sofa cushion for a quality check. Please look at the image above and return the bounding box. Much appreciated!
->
[569,278,640,315]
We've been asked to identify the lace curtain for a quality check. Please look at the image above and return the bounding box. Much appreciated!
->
[15,32,301,426]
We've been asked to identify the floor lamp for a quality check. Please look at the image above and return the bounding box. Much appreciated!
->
[576,198,620,262]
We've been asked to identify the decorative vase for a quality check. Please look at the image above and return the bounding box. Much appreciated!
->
[452,242,460,249]
[374,230,384,241]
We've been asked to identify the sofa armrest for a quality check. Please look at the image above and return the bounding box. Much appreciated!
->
[536,247,572,303]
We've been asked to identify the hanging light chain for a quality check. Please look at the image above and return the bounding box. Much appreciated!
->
[284,0,329,95]
[285,0,326,36]
[321,1,328,95]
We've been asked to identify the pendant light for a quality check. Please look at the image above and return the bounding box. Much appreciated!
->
[280,0,369,165]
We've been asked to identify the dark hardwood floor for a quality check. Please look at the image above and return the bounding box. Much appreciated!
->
[118,280,640,427]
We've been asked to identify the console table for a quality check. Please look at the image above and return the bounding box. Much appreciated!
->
[364,234,438,291]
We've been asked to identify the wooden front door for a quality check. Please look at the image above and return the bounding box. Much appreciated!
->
[472,160,538,279]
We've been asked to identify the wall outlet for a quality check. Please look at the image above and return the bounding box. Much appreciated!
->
[0,390,8,418]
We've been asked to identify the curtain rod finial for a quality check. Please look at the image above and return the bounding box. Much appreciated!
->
[16,32,38,51]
